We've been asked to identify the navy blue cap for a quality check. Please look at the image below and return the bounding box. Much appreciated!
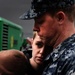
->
[20,0,75,20]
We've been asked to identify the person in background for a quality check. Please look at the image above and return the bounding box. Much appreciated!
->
[29,32,50,75]
[23,32,50,75]
[20,0,75,75]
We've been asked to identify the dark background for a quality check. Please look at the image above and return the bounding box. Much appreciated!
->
[0,0,34,38]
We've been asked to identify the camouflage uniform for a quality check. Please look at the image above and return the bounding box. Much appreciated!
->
[20,0,75,75]
[43,34,75,75]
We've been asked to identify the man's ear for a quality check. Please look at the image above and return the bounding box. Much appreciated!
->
[55,11,65,24]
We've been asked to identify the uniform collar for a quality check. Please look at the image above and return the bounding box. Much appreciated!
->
[45,34,75,62]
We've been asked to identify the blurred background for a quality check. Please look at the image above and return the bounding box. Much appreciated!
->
[0,0,34,38]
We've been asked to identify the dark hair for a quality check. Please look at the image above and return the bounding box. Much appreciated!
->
[47,4,75,22]
[0,50,29,75]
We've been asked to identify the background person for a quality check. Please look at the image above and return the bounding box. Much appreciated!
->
[30,32,48,75]
[24,32,51,75]
[20,0,75,75]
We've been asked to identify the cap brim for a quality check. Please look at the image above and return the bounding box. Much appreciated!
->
[19,9,37,20]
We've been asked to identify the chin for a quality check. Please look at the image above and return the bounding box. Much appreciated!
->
[36,61,43,65]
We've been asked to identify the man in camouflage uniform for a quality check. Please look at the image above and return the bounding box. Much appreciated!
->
[20,0,75,75]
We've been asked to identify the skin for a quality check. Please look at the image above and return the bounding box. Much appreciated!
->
[30,33,51,70]
[0,50,28,75]
[33,12,75,48]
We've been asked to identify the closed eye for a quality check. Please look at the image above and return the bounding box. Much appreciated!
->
[36,41,44,48]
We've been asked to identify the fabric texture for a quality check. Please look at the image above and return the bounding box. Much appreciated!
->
[20,0,75,20]
[42,34,75,75]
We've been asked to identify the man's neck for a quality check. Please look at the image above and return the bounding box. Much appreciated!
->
[54,23,75,48]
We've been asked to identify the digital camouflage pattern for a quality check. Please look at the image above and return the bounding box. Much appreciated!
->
[20,0,75,20]
[43,34,75,75]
